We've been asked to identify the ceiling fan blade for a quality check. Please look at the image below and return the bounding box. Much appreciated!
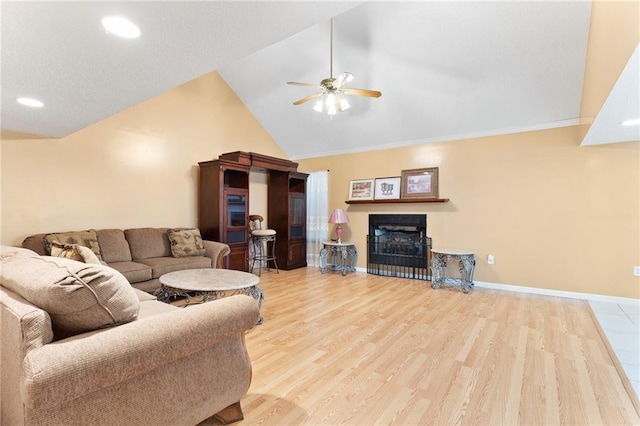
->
[293,93,322,106]
[287,81,322,89]
[343,88,382,98]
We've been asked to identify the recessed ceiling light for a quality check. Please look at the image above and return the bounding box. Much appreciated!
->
[620,118,640,126]
[102,16,140,39]
[17,97,44,108]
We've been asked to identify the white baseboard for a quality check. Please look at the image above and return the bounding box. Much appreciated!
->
[473,281,640,306]
[354,268,639,306]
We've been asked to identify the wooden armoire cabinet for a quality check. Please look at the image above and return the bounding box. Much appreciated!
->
[198,159,250,271]
[199,152,309,272]
[268,171,309,270]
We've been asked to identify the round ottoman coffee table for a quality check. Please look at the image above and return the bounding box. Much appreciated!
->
[158,269,264,323]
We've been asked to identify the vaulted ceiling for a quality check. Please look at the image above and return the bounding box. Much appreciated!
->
[2,2,637,160]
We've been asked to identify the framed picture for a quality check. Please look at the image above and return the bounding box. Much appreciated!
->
[401,167,439,199]
[348,179,375,200]
[374,177,401,200]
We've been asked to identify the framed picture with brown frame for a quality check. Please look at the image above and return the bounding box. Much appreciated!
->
[348,178,375,201]
[401,167,439,199]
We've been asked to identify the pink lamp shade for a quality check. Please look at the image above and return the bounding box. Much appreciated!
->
[329,208,349,243]
[329,208,349,225]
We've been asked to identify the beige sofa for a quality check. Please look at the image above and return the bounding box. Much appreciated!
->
[22,227,230,293]
[1,245,259,426]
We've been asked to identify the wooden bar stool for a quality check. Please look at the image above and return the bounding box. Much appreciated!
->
[248,215,278,276]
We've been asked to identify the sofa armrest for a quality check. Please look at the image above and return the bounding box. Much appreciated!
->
[203,240,230,269]
[21,295,259,410]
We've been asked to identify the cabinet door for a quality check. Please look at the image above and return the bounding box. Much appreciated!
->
[288,240,307,268]
[223,189,248,271]
[224,191,247,244]
[287,193,306,268]
[289,194,305,239]
[228,246,248,271]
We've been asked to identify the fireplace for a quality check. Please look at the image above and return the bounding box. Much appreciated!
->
[367,214,432,280]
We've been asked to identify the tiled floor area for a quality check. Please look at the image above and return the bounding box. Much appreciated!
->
[589,300,640,398]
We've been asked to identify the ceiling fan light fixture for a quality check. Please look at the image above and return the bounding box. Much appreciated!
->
[337,94,350,112]
[313,98,324,113]
[326,92,338,115]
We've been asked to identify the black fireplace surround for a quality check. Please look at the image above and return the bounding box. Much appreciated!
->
[367,214,432,280]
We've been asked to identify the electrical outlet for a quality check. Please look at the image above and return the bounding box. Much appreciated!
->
[488,254,495,265]
[634,266,640,277]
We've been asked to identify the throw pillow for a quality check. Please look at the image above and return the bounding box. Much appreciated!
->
[50,241,102,264]
[0,255,139,339]
[167,228,206,257]
[44,230,103,262]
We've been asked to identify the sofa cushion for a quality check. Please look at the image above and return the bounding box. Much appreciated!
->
[96,229,132,263]
[125,228,172,260]
[131,287,157,302]
[21,234,48,255]
[130,278,162,294]
[137,298,179,318]
[137,256,212,279]
[167,228,206,257]
[50,241,102,264]
[0,255,139,339]
[107,261,153,284]
[44,230,103,262]
[0,245,39,259]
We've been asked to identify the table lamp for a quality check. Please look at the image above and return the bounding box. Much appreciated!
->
[329,208,349,243]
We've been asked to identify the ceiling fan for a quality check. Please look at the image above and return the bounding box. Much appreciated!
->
[287,19,382,115]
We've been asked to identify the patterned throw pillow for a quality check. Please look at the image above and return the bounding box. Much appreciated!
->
[50,241,102,264]
[167,228,206,257]
[44,230,103,261]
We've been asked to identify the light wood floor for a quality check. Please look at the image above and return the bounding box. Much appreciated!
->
[203,267,640,425]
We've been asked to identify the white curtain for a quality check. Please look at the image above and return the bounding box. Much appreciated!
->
[306,170,329,267]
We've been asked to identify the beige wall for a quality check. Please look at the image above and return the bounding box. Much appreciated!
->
[299,129,640,299]
[1,71,285,246]
[249,170,269,225]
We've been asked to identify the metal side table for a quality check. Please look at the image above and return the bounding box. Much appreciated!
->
[430,248,475,293]
[320,241,357,276]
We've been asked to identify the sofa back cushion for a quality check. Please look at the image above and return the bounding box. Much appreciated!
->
[97,229,132,263]
[21,234,48,256]
[125,228,172,260]
[0,255,139,339]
